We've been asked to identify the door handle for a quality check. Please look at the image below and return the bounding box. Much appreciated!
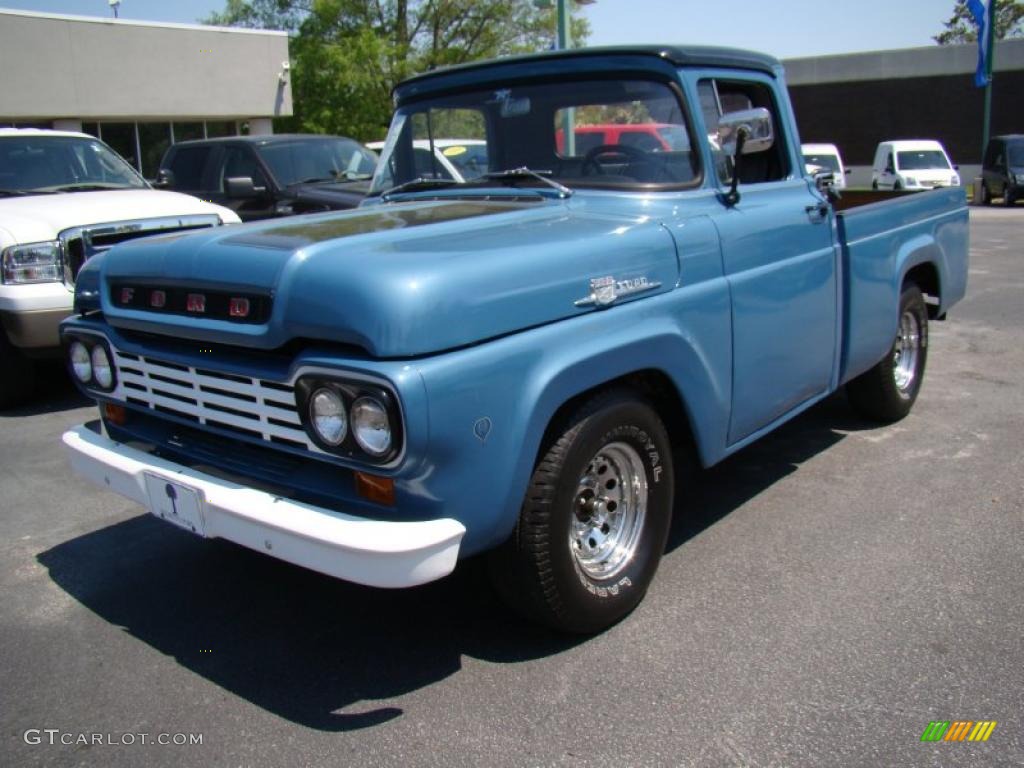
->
[805,201,829,223]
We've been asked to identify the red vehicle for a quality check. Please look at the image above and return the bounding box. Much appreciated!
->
[557,123,690,154]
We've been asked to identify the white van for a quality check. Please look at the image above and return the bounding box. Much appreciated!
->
[871,140,960,190]
[802,143,848,189]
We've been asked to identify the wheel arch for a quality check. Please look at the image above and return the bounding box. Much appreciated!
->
[535,368,700,477]
[903,260,942,319]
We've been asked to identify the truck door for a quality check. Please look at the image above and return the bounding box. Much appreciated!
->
[699,77,838,444]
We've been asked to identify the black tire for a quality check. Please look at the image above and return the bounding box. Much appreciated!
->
[981,182,992,205]
[488,389,675,633]
[872,180,879,190]
[1002,188,1015,207]
[894,181,903,191]
[0,330,35,409]
[847,283,928,423]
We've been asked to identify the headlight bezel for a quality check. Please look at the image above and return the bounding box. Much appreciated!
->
[295,375,403,465]
[1,240,63,284]
[63,332,117,393]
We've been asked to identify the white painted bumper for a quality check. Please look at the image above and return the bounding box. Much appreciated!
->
[62,424,465,588]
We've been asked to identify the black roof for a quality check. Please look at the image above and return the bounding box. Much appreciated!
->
[398,45,780,91]
[171,133,357,147]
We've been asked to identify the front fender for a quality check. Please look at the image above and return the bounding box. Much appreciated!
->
[414,281,732,556]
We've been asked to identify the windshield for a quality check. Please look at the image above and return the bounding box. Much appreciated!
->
[440,143,489,180]
[803,153,841,172]
[896,150,950,171]
[256,138,378,185]
[369,78,699,196]
[0,135,146,193]
[1008,144,1024,166]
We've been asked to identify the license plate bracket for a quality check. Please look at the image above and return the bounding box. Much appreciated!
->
[143,473,206,536]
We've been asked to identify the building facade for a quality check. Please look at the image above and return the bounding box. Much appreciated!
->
[0,8,292,179]
[785,38,1024,178]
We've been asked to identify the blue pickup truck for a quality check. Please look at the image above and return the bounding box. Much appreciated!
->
[60,46,968,633]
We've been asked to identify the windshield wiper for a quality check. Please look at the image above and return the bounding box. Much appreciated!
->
[479,168,572,198]
[379,177,459,201]
[291,172,374,186]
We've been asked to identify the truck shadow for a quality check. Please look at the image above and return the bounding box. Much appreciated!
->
[667,391,873,550]
[36,391,877,732]
[0,362,90,417]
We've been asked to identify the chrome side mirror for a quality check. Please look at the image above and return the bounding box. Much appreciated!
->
[717,107,774,157]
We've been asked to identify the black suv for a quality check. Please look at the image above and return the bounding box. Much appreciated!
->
[156,134,377,220]
[980,134,1023,206]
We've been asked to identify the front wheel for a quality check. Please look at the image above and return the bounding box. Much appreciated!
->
[488,389,675,633]
[847,283,928,422]
[981,182,992,205]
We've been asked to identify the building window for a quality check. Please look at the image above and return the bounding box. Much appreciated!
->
[205,120,236,138]
[81,122,100,138]
[138,122,172,180]
[172,122,205,143]
[100,122,137,170]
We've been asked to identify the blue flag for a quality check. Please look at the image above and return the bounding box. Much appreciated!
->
[967,0,990,87]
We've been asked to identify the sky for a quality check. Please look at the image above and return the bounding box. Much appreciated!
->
[0,0,957,60]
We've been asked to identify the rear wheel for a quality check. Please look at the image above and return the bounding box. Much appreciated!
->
[0,330,36,409]
[981,182,992,205]
[847,283,928,423]
[1003,187,1016,206]
[488,389,675,633]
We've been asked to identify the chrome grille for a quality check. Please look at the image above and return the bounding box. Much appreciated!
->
[60,214,222,287]
[111,350,324,455]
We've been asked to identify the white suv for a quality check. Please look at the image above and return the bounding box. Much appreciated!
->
[871,139,960,191]
[0,129,240,407]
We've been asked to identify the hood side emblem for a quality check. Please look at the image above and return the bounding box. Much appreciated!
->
[575,275,661,308]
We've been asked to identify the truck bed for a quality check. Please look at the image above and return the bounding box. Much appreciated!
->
[834,186,969,385]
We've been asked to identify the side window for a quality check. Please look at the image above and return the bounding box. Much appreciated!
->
[698,77,787,186]
[552,79,697,184]
[167,146,211,190]
[221,146,266,190]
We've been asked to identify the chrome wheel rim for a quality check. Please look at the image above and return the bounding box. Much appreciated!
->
[893,310,920,396]
[570,442,647,580]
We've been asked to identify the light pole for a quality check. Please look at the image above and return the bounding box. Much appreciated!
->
[535,0,596,51]
[536,0,596,156]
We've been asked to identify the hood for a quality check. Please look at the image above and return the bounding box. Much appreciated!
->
[0,189,237,246]
[85,198,679,358]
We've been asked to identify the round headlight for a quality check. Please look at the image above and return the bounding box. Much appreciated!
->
[91,345,113,389]
[69,341,92,383]
[352,396,392,457]
[309,388,347,446]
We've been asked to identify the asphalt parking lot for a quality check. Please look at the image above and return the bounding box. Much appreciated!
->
[1,207,1022,768]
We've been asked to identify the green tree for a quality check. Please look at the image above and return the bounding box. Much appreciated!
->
[204,0,590,141]
[933,0,1024,44]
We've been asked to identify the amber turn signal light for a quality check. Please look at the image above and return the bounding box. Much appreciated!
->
[354,471,395,506]
[103,403,127,425]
